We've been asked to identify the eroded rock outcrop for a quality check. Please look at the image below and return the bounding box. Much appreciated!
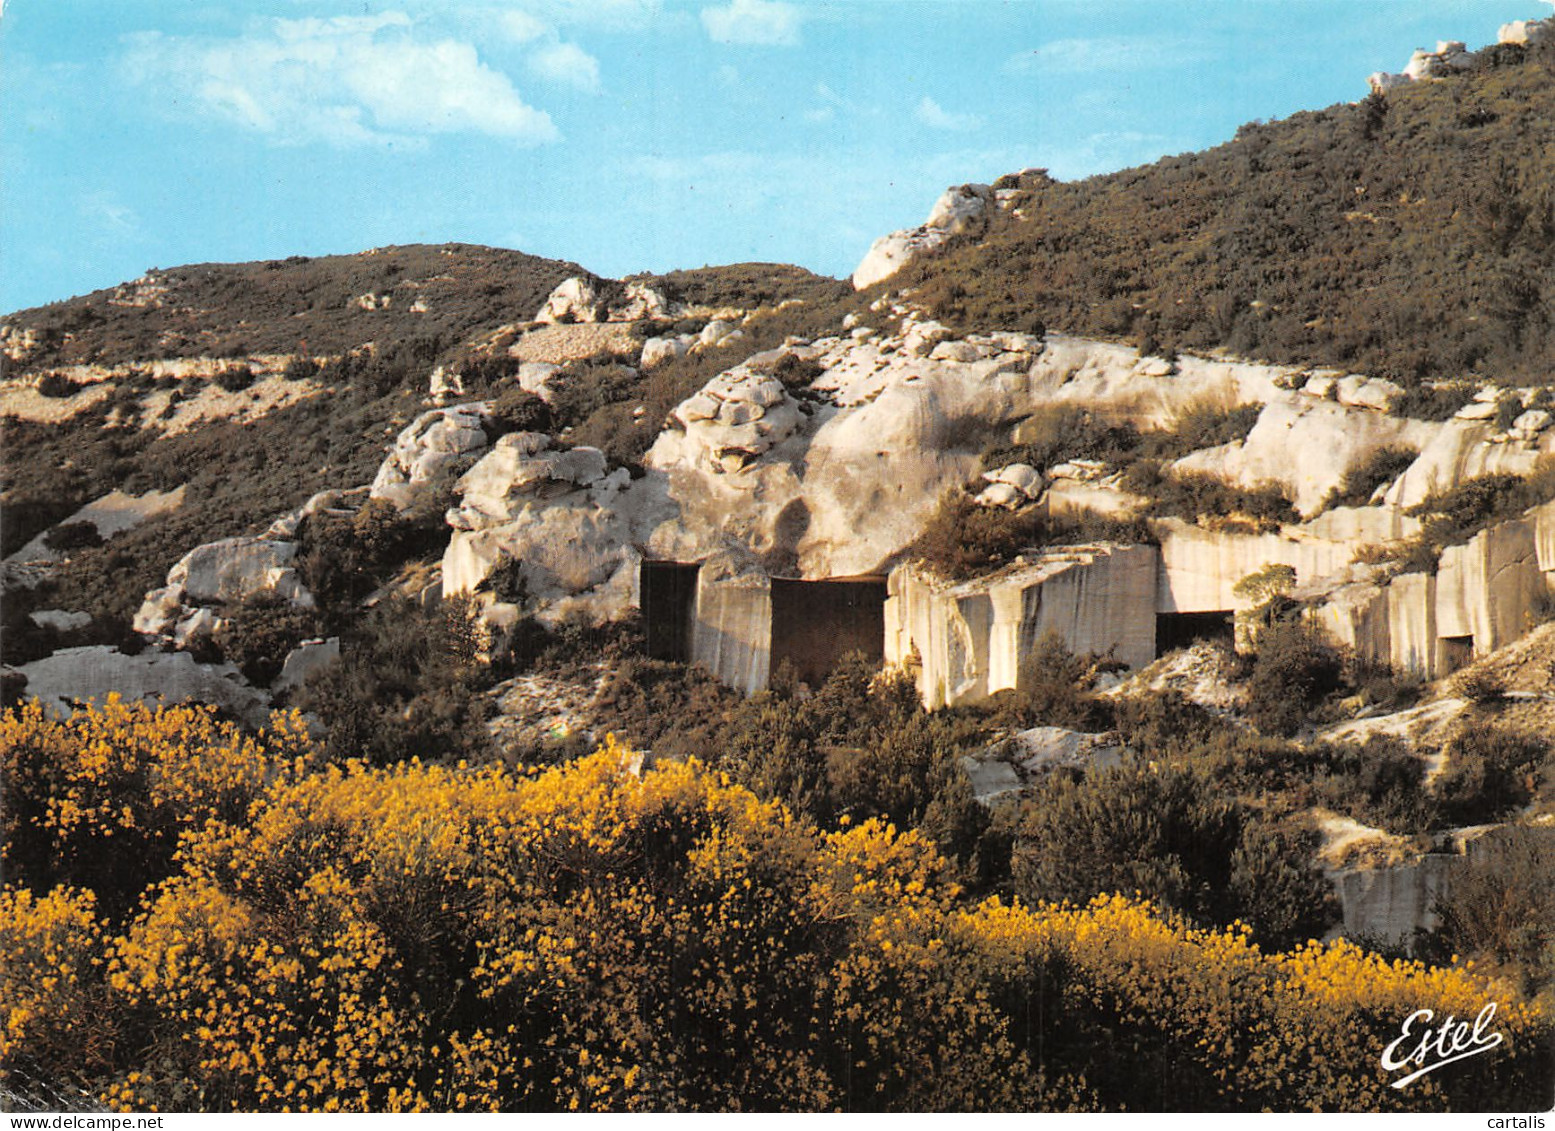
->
[535,277,679,324]
[370,403,491,512]
[442,432,643,629]
[852,184,993,290]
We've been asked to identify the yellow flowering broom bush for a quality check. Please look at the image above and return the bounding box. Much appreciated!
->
[1,885,113,1097]
[1,696,317,916]
[1,700,1550,1111]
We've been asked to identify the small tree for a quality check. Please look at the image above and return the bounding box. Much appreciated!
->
[1233,563,1296,652]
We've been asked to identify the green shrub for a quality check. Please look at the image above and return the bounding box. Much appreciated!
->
[215,598,325,686]
[906,494,1044,580]
[294,596,490,765]
[1423,826,1555,996]
[1123,463,1298,530]
[1406,469,1555,551]
[987,630,1109,731]
[1228,818,1342,949]
[297,499,444,612]
[1434,725,1550,826]
[41,521,103,553]
[1310,735,1435,834]
[981,406,1140,474]
[1149,399,1263,458]
[1110,690,1228,758]
[484,387,553,437]
[1325,445,1418,508]
[1246,621,1343,735]
[35,373,82,398]
[213,364,255,393]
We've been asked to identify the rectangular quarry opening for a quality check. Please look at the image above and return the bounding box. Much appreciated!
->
[770,577,888,689]
[1155,611,1234,657]
[1439,635,1474,674]
[640,560,700,663]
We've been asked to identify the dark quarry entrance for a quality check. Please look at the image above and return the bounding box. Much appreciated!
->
[770,577,888,688]
[1439,635,1474,674]
[641,561,700,663]
[1155,611,1234,657]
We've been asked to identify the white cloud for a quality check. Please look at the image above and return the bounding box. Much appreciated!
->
[915,96,983,133]
[498,9,550,43]
[1006,36,1207,76]
[122,14,558,147]
[700,0,801,47]
[528,40,600,91]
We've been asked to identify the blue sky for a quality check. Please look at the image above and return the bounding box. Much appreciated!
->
[0,0,1541,312]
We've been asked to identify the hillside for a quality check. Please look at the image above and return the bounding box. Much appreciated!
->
[898,38,1555,385]
[2,244,588,368]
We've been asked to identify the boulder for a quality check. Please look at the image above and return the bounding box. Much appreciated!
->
[273,637,341,691]
[957,755,1023,802]
[169,537,310,607]
[929,340,985,363]
[1454,400,1499,421]
[28,609,92,632]
[172,607,221,647]
[609,281,676,322]
[699,320,739,348]
[133,585,184,636]
[518,361,565,402]
[640,336,688,368]
[656,371,803,474]
[975,482,1026,509]
[448,433,610,528]
[983,463,1044,498]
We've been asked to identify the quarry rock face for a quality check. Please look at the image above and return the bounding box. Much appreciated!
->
[418,322,1555,702]
[112,318,1555,706]
[886,547,1159,709]
[851,184,992,290]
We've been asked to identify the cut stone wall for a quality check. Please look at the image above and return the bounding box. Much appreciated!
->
[689,565,772,696]
[885,544,1158,709]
